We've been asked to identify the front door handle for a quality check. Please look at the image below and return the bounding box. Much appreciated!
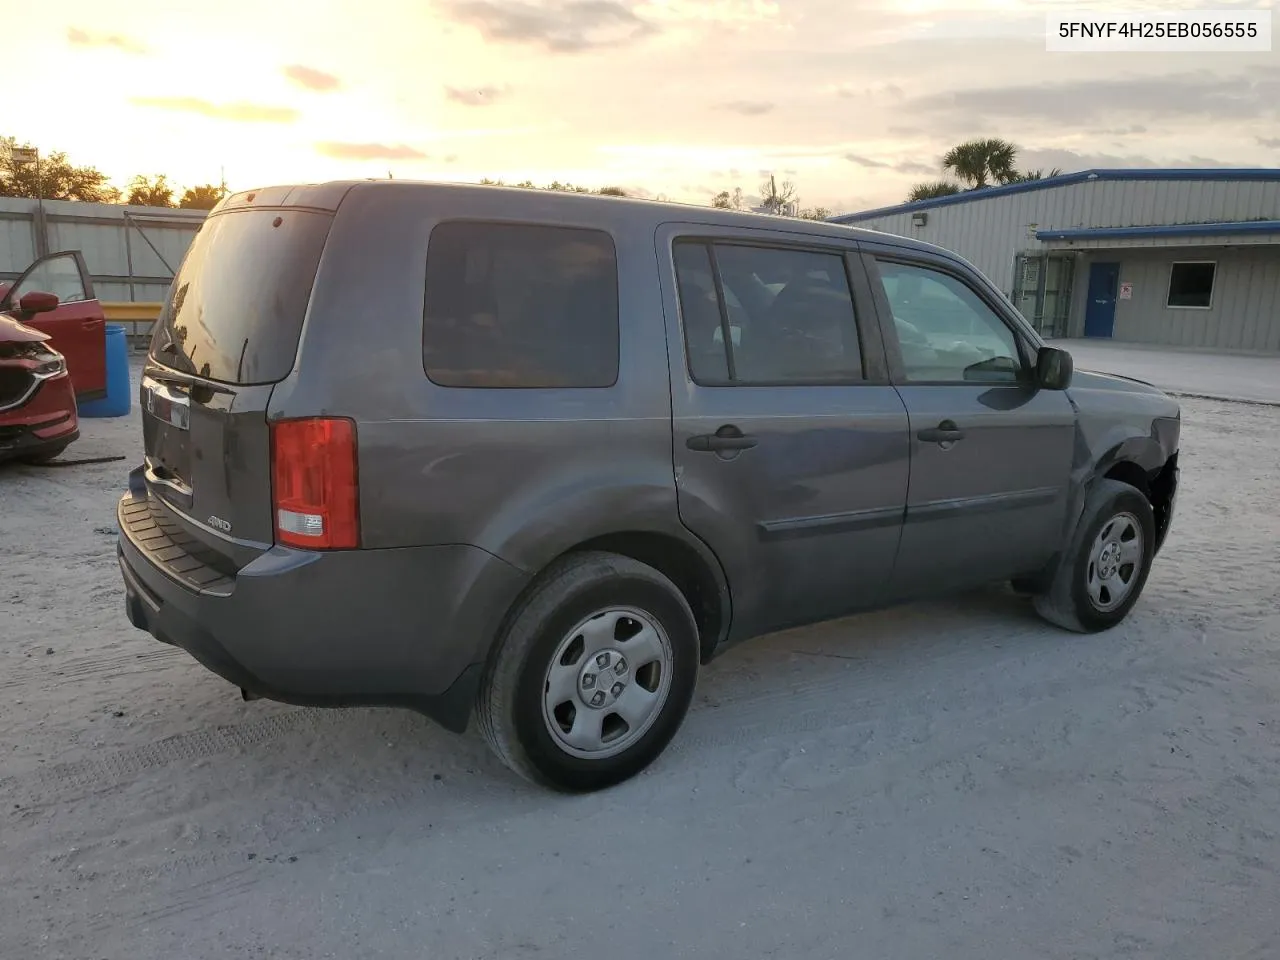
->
[917,420,965,444]
[687,426,758,453]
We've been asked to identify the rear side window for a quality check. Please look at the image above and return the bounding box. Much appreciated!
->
[673,240,864,385]
[423,222,619,388]
[150,209,332,384]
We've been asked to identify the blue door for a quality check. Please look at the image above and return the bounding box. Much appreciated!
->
[1083,262,1120,338]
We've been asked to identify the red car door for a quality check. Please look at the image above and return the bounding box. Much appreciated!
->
[0,251,107,401]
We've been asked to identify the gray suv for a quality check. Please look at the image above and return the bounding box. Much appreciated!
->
[117,182,1180,792]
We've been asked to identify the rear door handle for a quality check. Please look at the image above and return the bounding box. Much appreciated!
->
[687,427,758,453]
[917,420,965,444]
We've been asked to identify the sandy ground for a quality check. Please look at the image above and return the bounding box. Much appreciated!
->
[1051,339,1280,406]
[2,359,1279,959]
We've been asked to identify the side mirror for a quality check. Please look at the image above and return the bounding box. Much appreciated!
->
[18,291,59,315]
[1036,345,1073,390]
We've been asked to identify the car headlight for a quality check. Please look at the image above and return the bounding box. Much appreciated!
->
[33,350,67,377]
[1,343,67,377]
[1,340,63,366]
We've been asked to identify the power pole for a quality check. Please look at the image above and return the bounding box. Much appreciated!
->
[12,146,47,256]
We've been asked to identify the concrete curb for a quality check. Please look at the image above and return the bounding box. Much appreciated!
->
[1164,391,1280,409]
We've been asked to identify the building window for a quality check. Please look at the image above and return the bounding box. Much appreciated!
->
[1167,261,1216,309]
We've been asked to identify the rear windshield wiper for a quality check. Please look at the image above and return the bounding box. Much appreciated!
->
[143,363,237,395]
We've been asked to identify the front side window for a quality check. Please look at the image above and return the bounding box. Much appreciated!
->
[673,240,863,385]
[423,222,619,388]
[14,253,87,304]
[1167,261,1215,309]
[875,260,1023,383]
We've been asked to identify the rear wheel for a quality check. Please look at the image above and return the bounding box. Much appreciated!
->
[1033,478,1155,633]
[476,551,699,792]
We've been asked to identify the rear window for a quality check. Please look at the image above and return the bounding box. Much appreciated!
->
[422,221,619,388]
[149,209,332,384]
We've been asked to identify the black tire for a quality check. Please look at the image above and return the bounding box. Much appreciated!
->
[19,442,71,466]
[476,551,699,792]
[1034,478,1156,633]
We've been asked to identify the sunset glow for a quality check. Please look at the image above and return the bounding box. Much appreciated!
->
[5,0,1277,212]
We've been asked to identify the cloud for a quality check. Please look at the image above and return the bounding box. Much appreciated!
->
[720,100,774,116]
[445,84,510,106]
[437,0,658,52]
[836,81,905,99]
[1092,123,1148,136]
[284,65,341,92]
[1257,136,1280,149]
[316,142,429,160]
[1016,146,1238,173]
[845,154,934,175]
[131,97,298,123]
[67,26,147,54]
[907,70,1280,132]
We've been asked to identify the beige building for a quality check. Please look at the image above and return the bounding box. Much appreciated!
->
[833,169,1280,354]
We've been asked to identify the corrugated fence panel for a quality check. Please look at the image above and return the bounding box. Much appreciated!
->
[0,196,205,294]
[0,214,37,278]
[95,281,172,302]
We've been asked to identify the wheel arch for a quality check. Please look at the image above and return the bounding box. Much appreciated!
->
[487,526,733,668]
[568,530,732,663]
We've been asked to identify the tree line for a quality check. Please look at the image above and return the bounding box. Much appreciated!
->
[481,174,832,220]
[907,138,1062,201]
[6,132,1064,218]
[711,177,832,221]
[1,136,226,209]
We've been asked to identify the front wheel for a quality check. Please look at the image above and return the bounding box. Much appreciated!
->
[1034,478,1156,633]
[476,551,700,792]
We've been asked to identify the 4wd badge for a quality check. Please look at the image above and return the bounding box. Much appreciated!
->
[207,515,232,534]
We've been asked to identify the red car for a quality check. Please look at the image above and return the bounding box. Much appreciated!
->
[0,250,107,404]
[0,295,80,464]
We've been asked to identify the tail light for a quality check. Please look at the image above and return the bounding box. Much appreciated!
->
[270,417,359,550]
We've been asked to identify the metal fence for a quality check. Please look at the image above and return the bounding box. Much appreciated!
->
[0,196,207,304]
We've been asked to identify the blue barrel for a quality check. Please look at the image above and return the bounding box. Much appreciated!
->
[79,323,132,418]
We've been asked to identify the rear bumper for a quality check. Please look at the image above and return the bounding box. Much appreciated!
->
[117,493,527,732]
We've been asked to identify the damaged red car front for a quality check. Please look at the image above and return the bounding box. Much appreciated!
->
[0,296,79,465]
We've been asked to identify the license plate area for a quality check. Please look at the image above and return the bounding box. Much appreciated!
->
[141,375,193,502]
[142,377,190,431]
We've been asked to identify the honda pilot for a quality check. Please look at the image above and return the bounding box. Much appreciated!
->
[117,181,1180,792]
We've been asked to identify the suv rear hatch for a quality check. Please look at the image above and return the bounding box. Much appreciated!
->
[132,185,346,582]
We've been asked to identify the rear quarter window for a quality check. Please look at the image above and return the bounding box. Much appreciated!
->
[422,221,620,388]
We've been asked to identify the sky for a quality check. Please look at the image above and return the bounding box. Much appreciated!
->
[4,0,1279,213]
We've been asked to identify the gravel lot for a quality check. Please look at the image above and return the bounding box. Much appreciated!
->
[2,366,1278,959]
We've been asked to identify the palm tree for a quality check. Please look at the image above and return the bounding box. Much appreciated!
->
[942,138,1019,189]
[1008,167,1064,183]
[907,180,962,202]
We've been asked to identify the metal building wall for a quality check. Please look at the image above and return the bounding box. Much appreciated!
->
[0,197,206,302]
[839,176,1280,297]
[1071,247,1280,352]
